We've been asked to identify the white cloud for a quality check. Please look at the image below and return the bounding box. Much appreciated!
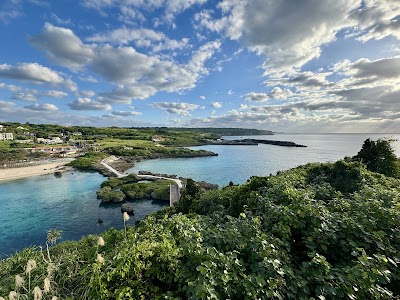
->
[68,98,112,111]
[0,62,64,84]
[245,92,268,102]
[112,110,142,116]
[200,95,206,99]
[228,89,234,95]
[0,0,23,23]
[30,23,95,70]
[333,56,400,80]
[78,90,96,98]
[245,87,295,102]
[246,89,295,102]
[211,101,222,108]
[79,75,98,83]
[0,101,16,108]
[151,102,199,116]
[351,0,400,42]
[31,24,221,104]
[0,83,21,92]
[50,13,71,25]
[196,0,400,77]
[11,92,39,101]
[196,0,359,75]
[81,0,207,24]
[24,103,58,111]
[170,118,182,124]
[87,27,190,52]
[43,90,68,98]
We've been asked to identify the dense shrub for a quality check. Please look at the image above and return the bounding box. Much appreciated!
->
[1,159,399,299]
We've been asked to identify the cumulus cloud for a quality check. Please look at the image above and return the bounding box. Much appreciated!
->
[0,101,16,108]
[245,92,269,102]
[30,23,94,70]
[81,0,207,24]
[43,90,68,98]
[0,62,64,84]
[211,101,222,108]
[151,102,199,116]
[333,56,400,80]
[350,0,400,42]
[200,95,206,99]
[195,0,400,76]
[78,90,96,98]
[24,103,58,111]
[186,52,400,132]
[196,0,359,75]
[68,98,112,111]
[11,92,39,101]
[0,83,21,92]
[31,24,220,104]
[87,28,190,52]
[245,87,293,102]
[170,118,182,124]
[112,110,142,116]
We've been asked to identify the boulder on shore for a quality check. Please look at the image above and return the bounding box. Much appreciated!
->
[121,203,134,214]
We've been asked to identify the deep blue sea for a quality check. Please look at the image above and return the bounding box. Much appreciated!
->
[1,134,399,257]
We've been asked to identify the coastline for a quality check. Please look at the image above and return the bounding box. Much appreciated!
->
[0,162,73,182]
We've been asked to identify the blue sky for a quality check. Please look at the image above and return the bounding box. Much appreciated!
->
[0,0,399,132]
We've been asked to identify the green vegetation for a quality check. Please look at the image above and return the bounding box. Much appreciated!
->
[156,127,273,136]
[1,140,400,299]
[353,138,400,178]
[97,186,126,203]
[67,152,108,170]
[98,175,174,202]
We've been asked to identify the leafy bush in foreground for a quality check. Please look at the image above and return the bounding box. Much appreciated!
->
[0,160,399,299]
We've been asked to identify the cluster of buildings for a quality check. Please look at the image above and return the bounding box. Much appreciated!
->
[25,146,78,155]
[0,124,108,157]
[0,125,14,141]
[0,124,83,156]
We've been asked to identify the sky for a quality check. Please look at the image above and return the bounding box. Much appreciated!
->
[0,0,399,132]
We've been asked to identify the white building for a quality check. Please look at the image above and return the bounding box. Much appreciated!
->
[36,137,63,144]
[0,125,5,131]
[0,133,14,140]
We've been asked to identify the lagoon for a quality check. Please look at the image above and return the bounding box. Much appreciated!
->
[1,133,399,257]
[0,171,168,258]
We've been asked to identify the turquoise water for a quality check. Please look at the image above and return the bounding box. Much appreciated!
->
[1,133,399,257]
[0,171,168,258]
[129,134,400,186]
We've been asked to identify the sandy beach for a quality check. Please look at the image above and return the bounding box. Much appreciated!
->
[0,161,73,182]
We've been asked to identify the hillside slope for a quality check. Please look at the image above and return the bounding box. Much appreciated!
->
[0,160,399,299]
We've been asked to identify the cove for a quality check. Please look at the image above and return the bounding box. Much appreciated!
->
[0,171,168,258]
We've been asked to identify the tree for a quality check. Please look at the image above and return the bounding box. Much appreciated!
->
[353,138,399,177]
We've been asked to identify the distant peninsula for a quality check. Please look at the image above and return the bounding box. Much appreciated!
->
[136,127,274,136]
